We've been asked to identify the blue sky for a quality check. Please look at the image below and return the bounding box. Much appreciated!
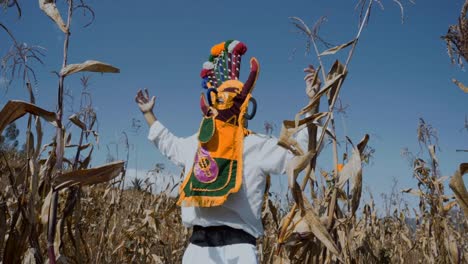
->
[1,0,466,207]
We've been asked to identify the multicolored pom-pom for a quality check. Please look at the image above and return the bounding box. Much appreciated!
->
[203,61,214,70]
[227,40,240,53]
[210,42,226,56]
[233,42,247,55]
[200,69,209,78]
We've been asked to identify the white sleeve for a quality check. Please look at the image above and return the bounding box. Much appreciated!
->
[258,136,293,175]
[147,121,196,167]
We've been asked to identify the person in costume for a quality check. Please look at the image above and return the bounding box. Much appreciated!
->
[135,40,320,264]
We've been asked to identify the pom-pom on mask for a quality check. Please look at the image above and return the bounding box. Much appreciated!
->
[177,40,260,207]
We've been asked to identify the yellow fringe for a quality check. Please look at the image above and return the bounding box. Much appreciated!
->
[177,194,230,208]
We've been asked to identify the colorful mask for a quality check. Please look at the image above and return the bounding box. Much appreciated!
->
[177,40,260,207]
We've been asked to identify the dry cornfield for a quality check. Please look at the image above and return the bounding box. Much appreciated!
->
[1,0,467,264]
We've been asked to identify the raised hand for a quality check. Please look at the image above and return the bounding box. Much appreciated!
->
[135,88,157,126]
[135,88,156,113]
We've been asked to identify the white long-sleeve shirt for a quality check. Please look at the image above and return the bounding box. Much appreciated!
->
[148,121,309,238]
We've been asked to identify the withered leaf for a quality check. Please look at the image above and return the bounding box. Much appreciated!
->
[444,234,460,264]
[39,0,67,33]
[40,190,53,224]
[401,188,424,197]
[337,148,361,189]
[278,112,328,156]
[319,39,356,56]
[326,60,347,103]
[54,160,124,190]
[60,60,120,76]
[287,150,316,189]
[0,100,57,135]
[452,78,468,93]
[151,254,164,264]
[0,202,6,255]
[449,163,468,219]
[336,135,368,215]
[357,134,370,154]
[298,71,345,116]
[3,226,28,264]
[289,16,312,35]
[35,116,43,158]
[22,248,37,264]
[428,145,438,166]
[302,198,342,259]
[69,114,86,130]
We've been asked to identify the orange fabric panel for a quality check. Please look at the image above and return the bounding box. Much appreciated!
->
[202,119,238,159]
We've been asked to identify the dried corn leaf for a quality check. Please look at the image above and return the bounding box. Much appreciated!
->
[326,60,347,103]
[278,211,311,247]
[3,222,28,264]
[112,241,125,255]
[337,148,361,189]
[69,114,86,130]
[302,197,342,259]
[338,135,368,188]
[443,200,458,213]
[305,65,322,98]
[60,60,120,76]
[34,116,43,158]
[452,78,468,93]
[272,254,291,264]
[350,168,362,215]
[265,198,279,227]
[287,150,316,188]
[0,100,57,134]
[79,142,92,151]
[428,145,438,166]
[401,233,413,249]
[40,190,53,224]
[357,134,370,154]
[298,72,345,116]
[444,234,460,264]
[142,209,158,232]
[65,131,72,146]
[352,136,368,215]
[0,202,6,256]
[151,254,164,264]
[54,160,124,190]
[337,136,368,215]
[80,145,94,169]
[38,153,55,189]
[287,112,328,133]
[401,188,424,197]
[39,0,67,33]
[278,210,299,245]
[449,163,468,218]
[278,198,341,260]
[65,142,92,150]
[22,248,37,264]
[278,112,328,156]
[319,39,356,56]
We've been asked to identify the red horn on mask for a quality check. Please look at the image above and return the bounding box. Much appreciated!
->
[200,93,210,116]
[241,57,260,96]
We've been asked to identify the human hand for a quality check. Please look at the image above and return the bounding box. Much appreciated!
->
[135,88,156,113]
[304,65,321,99]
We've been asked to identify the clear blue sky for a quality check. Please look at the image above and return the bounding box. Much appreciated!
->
[1,0,466,206]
